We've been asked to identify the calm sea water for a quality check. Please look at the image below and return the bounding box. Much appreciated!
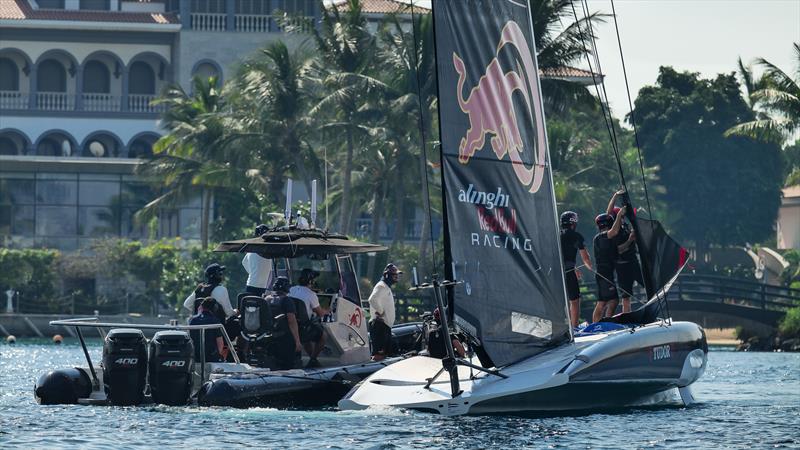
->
[1,340,798,449]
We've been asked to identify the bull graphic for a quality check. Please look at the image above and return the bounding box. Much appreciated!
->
[453,21,547,194]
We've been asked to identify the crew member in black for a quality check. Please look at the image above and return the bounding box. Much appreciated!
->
[266,276,303,370]
[426,308,466,359]
[188,297,226,363]
[606,190,642,314]
[560,211,593,328]
[592,206,626,322]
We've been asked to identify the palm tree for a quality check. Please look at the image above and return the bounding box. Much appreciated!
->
[231,40,320,202]
[530,0,607,114]
[726,43,800,144]
[137,76,240,249]
[310,0,381,234]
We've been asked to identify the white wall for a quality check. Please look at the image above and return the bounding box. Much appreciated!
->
[0,40,171,66]
[0,114,162,147]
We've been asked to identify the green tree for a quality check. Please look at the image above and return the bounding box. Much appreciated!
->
[633,67,784,255]
[726,43,800,144]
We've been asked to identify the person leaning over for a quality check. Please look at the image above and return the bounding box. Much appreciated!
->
[559,211,593,328]
[592,206,626,322]
[289,268,329,368]
[368,263,402,362]
[266,276,303,370]
[188,297,226,362]
[242,224,273,296]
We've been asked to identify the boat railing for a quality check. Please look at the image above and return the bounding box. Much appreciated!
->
[49,318,240,389]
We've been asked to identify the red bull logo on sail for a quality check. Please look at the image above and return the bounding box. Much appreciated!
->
[453,21,547,194]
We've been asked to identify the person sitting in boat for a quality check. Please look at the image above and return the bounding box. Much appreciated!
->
[560,211,593,328]
[368,263,402,361]
[289,268,329,368]
[592,208,626,322]
[242,224,273,296]
[266,276,303,370]
[426,307,466,359]
[189,297,226,362]
[606,190,642,314]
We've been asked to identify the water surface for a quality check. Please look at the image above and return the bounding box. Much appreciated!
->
[1,341,798,449]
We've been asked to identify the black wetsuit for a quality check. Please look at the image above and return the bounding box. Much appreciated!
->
[267,293,300,370]
[615,225,644,297]
[593,231,618,301]
[560,228,586,300]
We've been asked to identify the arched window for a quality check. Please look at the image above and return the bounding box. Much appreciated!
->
[129,62,155,95]
[0,58,19,91]
[37,60,67,92]
[83,61,110,93]
[192,62,220,87]
[0,137,18,155]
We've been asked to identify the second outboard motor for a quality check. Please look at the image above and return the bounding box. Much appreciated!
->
[102,328,147,406]
[148,330,194,406]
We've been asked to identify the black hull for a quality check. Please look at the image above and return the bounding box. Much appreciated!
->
[198,361,395,408]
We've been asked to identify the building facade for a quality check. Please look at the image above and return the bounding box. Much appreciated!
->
[0,0,317,250]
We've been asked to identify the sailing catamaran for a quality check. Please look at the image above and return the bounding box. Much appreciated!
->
[339,0,707,415]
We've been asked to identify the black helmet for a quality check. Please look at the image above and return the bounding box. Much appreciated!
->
[560,211,578,227]
[272,276,291,294]
[204,263,226,282]
[595,213,614,230]
[254,224,269,237]
[298,268,319,286]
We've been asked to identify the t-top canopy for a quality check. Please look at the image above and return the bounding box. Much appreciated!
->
[214,229,387,258]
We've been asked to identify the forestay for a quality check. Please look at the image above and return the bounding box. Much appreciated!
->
[434,0,570,368]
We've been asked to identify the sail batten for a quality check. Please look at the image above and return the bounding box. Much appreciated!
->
[434,0,570,368]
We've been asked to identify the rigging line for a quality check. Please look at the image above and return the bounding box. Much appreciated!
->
[608,0,670,320]
[409,1,438,272]
[579,0,627,189]
[568,0,625,189]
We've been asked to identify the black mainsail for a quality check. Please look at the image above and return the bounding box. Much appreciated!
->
[433,0,570,368]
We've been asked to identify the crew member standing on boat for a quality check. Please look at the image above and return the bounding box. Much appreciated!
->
[560,211,593,328]
[183,263,236,319]
[368,263,402,361]
[242,224,273,296]
[266,276,303,369]
[592,207,626,322]
[289,268,329,368]
[606,190,642,314]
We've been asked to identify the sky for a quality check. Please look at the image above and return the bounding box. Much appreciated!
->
[354,0,799,121]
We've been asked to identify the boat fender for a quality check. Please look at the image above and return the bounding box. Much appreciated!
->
[34,368,92,405]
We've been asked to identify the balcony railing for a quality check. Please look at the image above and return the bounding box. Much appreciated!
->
[0,91,161,114]
[235,14,271,32]
[82,93,121,112]
[191,12,226,31]
[36,92,75,111]
[0,90,28,109]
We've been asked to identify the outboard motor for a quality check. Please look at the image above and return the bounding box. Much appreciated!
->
[102,328,147,406]
[148,330,194,406]
[34,368,92,405]
[239,295,273,366]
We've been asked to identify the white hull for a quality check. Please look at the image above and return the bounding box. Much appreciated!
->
[339,321,707,415]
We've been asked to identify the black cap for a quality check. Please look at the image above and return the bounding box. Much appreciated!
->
[272,276,291,293]
[204,263,226,278]
[298,268,319,285]
[383,263,403,275]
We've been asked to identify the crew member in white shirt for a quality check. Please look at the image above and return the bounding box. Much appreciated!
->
[243,223,273,296]
[368,263,402,361]
[289,268,329,368]
[182,263,235,319]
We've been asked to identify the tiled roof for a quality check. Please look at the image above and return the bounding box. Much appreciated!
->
[331,0,431,14]
[0,0,178,24]
[541,66,602,80]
